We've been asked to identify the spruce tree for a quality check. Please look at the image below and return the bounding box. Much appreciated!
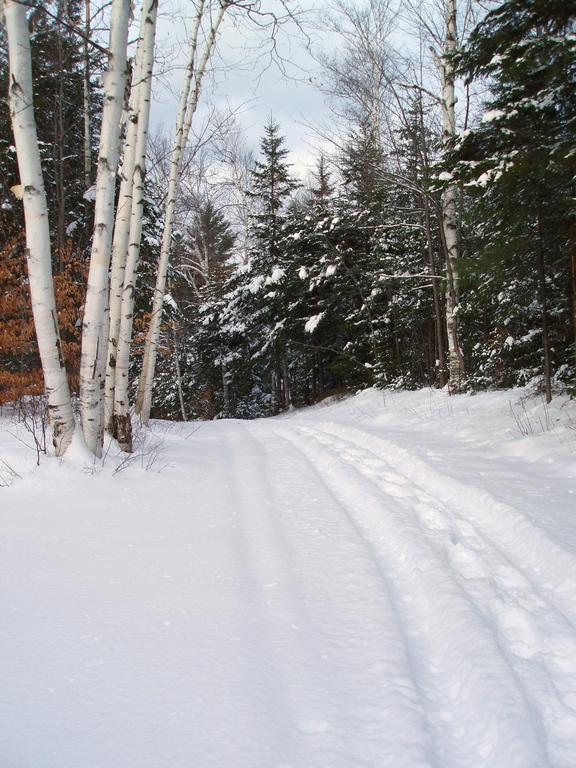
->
[248,118,299,265]
[452,0,576,397]
[237,119,299,413]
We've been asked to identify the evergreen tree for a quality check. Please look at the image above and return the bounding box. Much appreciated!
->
[309,154,333,207]
[0,2,101,254]
[224,119,299,414]
[452,0,576,397]
[247,118,299,264]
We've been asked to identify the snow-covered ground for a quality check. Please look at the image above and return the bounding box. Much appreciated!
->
[1,388,576,768]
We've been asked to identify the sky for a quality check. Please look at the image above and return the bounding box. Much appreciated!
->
[149,0,334,180]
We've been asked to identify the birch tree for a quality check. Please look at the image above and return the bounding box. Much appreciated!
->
[403,0,476,389]
[104,0,152,434]
[136,0,229,426]
[437,0,464,390]
[112,0,158,451]
[79,0,130,456]
[3,0,75,456]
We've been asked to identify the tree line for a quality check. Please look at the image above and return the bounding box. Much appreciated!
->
[1,0,575,454]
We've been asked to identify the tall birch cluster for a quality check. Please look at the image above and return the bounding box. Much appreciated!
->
[3,0,230,455]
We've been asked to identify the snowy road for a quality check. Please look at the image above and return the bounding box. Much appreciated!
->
[2,389,576,767]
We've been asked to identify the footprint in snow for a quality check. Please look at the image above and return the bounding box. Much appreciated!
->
[492,599,541,659]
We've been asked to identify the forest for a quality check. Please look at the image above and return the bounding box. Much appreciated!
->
[3,3,576,766]
[0,0,574,451]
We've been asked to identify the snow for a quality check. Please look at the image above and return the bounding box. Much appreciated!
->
[1,388,576,767]
[482,109,506,123]
[162,292,178,310]
[266,266,285,284]
[304,312,324,333]
[83,184,97,201]
[247,274,265,294]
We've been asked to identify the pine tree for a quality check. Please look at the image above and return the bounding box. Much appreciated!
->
[248,118,300,265]
[452,0,576,398]
[0,2,101,254]
[309,154,333,207]
[234,119,299,413]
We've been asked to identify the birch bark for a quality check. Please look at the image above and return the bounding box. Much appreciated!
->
[3,0,75,455]
[440,0,465,390]
[137,0,228,424]
[104,2,149,434]
[79,0,130,456]
[113,0,159,451]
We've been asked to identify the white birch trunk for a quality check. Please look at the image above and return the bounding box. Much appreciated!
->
[3,0,75,455]
[137,0,227,424]
[103,3,148,434]
[440,0,464,390]
[135,0,207,420]
[79,0,130,457]
[113,0,158,451]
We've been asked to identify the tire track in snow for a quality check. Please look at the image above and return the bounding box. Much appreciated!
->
[236,421,437,768]
[274,423,555,768]
[286,422,576,768]
[311,421,576,623]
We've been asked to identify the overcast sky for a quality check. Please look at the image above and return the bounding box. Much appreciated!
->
[149,0,333,180]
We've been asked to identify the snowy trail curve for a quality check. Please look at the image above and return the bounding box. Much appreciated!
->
[270,421,576,767]
[2,388,576,768]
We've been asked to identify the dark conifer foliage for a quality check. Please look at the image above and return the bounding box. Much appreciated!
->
[451,0,576,398]
[0,1,102,252]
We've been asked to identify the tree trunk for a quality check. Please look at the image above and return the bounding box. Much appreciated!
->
[537,208,552,404]
[221,363,230,417]
[105,0,155,437]
[137,0,227,424]
[135,0,208,421]
[282,353,291,409]
[416,90,447,387]
[4,0,75,456]
[271,364,281,415]
[172,324,187,422]
[113,0,158,451]
[79,0,130,457]
[440,0,464,391]
[423,199,447,387]
[317,355,324,401]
